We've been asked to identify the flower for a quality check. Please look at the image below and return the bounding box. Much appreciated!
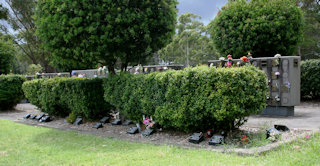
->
[274,54,281,58]
[240,56,249,62]
[305,135,310,139]
[275,72,280,76]
[219,57,225,61]
[143,117,151,125]
[227,54,232,59]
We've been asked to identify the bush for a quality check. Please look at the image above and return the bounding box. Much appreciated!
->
[209,0,304,58]
[0,40,15,74]
[23,77,112,120]
[0,75,25,111]
[104,66,268,132]
[301,59,320,99]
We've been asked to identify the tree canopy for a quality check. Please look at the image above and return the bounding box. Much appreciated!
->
[0,39,15,74]
[209,0,304,58]
[36,0,178,72]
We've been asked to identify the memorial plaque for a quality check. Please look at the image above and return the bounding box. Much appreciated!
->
[208,135,224,145]
[111,119,121,125]
[274,125,290,132]
[24,114,31,119]
[122,120,133,126]
[141,128,154,137]
[35,113,45,120]
[29,115,36,120]
[271,72,277,80]
[271,84,278,92]
[39,115,50,122]
[93,122,103,129]
[266,128,281,139]
[99,117,110,124]
[188,133,204,144]
[73,118,83,125]
[127,127,139,134]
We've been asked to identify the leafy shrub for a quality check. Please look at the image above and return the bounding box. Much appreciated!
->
[0,40,15,74]
[0,75,25,111]
[209,0,304,58]
[104,66,268,132]
[26,64,43,75]
[23,77,112,120]
[301,59,320,99]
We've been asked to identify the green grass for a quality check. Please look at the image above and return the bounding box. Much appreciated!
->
[0,119,319,166]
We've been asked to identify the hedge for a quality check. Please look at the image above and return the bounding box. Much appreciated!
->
[0,75,25,111]
[104,66,268,132]
[301,59,320,99]
[22,77,113,120]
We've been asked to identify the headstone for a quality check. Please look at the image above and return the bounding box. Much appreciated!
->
[99,117,110,124]
[188,133,204,144]
[111,119,121,125]
[23,114,31,119]
[39,115,51,122]
[141,128,154,137]
[35,113,45,120]
[266,128,281,139]
[29,114,36,120]
[122,120,133,126]
[208,135,224,145]
[274,125,290,132]
[73,118,83,125]
[93,122,103,129]
[127,127,139,134]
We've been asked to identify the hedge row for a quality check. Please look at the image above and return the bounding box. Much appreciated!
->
[301,59,320,99]
[22,77,113,120]
[104,66,268,132]
[0,75,25,111]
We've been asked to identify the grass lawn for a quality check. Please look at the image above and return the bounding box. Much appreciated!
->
[0,119,319,166]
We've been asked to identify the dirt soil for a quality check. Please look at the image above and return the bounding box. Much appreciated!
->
[0,103,316,155]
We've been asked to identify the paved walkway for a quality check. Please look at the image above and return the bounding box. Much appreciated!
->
[1,102,320,131]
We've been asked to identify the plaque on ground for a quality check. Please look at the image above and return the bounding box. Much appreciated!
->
[35,113,45,120]
[111,119,121,125]
[122,120,133,126]
[127,127,139,134]
[93,122,103,129]
[188,133,204,144]
[39,115,51,122]
[99,117,109,124]
[266,128,281,139]
[23,114,31,119]
[73,118,83,125]
[141,128,154,137]
[274,125,290,132]
[208,135,224,145]
[29,115,36,120]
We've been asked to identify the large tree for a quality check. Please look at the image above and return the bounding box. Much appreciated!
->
[36,0,178,72]
[158,13,218,67]
[0,39,15,74]
[209,0,304,58]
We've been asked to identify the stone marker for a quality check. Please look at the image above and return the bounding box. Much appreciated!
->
[29,115,36,120]
[111,119,121,125]
[122,120,133,126]
[35,113,45,120]
[127,127,139,134]
[99,117,109,124]
[73,118,83,125]
[23,114,31,119]
[141,128,154,137]
[209,135,224,146]
[266,128,281,139]
[274,125,290,132]
[189,132,204,144]
[93,122,103,129]
[39,115,51,122]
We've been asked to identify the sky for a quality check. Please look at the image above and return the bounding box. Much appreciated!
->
[177,0,228,25]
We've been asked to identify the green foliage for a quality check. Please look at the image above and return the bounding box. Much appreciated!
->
[158,13,218,67]
[301,59,320,99]
[0,4,8,20]
[0,40,15,74]
[0,75,25,111]
[26,64,43,75]
[36,0,178,71]
[209,0,304,58]
[104,66,268,132]
[23,78,112,120]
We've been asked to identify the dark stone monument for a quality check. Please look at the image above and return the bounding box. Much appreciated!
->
[35,113,45,120]
[73,118,83,125]
[29,114,36,120]
[141,128,154,137]
[127,127,139,134]
[39,115,51,122]
[23,114,31,119]
[188,133,204,144]
[99,117,110,124]
[122,120,133,126]
[93,123,103,129]
[111,119,121,125]
[208,135,224,145]
[274,125,290,132]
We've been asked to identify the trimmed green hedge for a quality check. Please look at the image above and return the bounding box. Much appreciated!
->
[0,75,25,111]
[23,78,112,120]
[301,59,320,99]
[104,66,268,132]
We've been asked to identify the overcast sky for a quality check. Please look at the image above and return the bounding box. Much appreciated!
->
[177,0,228,25]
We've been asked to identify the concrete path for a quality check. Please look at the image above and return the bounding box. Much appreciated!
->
[1,102,320,131]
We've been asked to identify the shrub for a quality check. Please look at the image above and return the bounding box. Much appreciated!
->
[301,59,320,99]
[23,77,112,120]
[209,0,304,58]
[104,66,268,132]
[0,75,25,111]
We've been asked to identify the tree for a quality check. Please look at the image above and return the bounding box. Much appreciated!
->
[0,4,8,20]
[36,0,178,72]
[159,13,218,67]
[296,0,320,60]
[0,0,55,72]
[209,0,304,58]
[0,39,15,74]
